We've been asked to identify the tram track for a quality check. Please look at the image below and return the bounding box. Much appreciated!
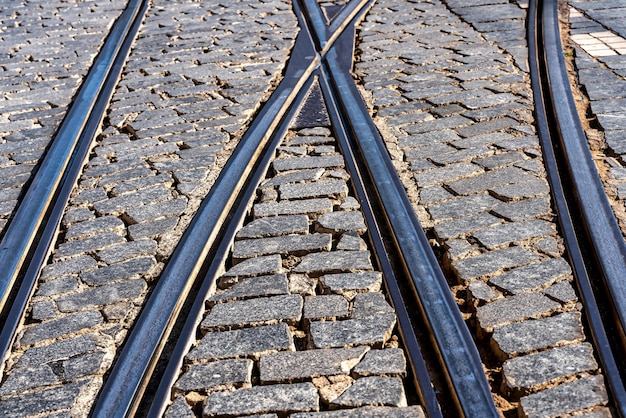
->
[0,0,625,416]
[529,0,626,414]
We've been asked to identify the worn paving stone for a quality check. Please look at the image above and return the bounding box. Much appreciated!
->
[472,219,554,249]
[332,376,407,408]
[351,293,395,319]
[468,280,503,304]
[13,334,98,370]
[543,280,578,304]
[447,166,537,195]
[203,382,319,416]
[260,347,369,383]
[273,155,345,172]
[434,212,502,239]
[519,376,608,417]
[491,313,585,359]
[209,274,289,303]
[291,406,425,417]
[353,348,406,377]
[310,314,396,349]
[261,168,325,188]
[55,279,146,312]
[19,310,103,347]
[165,396,195,418]
[502,343,597,395]
[0,364,59,396]
[304,295,350,320]
[254,198,334,218]
[294,251,374,275]
[316,211,366,234]
[477,292,561,332]
[174,359,253,393]
[80,256,154,286]
[232,234,332,258]
[201,295,303,330]
[280,180,348,200]
[237,215,310,239]
[426,193,501,221]
[488,258,571,294]
[453,246,541,281]
[222,254,284,282]
[187,323,294,361]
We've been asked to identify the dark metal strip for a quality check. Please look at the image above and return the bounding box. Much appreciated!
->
[91,20,319,418]
[0,0,148,369]
[528,0,626,415]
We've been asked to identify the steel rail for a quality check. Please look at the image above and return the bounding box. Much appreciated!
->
[90,13,319,417]
[528,0,626,415]
[298,0,499,416]
[0,0,148,371]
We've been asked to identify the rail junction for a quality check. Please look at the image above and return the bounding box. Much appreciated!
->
[0,0,625,416]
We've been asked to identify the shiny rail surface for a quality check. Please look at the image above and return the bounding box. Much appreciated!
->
[92,0,498,417]
[529,0,626,415]
[0,0,148,372]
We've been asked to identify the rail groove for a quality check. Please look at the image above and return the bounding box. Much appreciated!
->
[529,0,626,415]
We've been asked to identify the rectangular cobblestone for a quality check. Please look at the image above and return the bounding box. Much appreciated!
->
[19,310,103,347]
[476,292,561,332]
[447,166,537,195]
[201,295,303,330]
[294,251,374,275]
[280,180,348,200]
[54,232,125,260]
[272,155,344,171]
[233,234,332,258]
[55,279,145,312]
[472,219,554,249]
[453,246,541,281]
[488,258,571,294]
[80,256,154,286]
[310,314,396,349]
[174,358,253,393]
[254,198,333,218]
[292,406,425,417]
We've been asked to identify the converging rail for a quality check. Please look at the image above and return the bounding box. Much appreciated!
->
[529,0,626,415]
[92,0,497,417]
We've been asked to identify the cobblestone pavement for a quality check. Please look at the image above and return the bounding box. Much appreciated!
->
[0,0,623,417]
[567,0,626,234]
[0,0,298,416]
[0,0,126,232]
[355,0,610,416]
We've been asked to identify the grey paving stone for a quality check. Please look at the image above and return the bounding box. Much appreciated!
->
[294,251,374,275]
[237,215,310,239]
[398,129,461,148]
[128,216,179,239]
[209,274,289,303]
[232,234,332,258]
[519,376,608,418]
[404,143,457,160]
[93,184,172,215]
[54,232,125,260]
[472,219,554,249]
[427,193,501,221]
[351,293,394,319]
[80,256,154,286]
[477,292,561,331]
[453,246,540,281]
[19,310,103,347]
[125,198,187,223]
[201,294,303,330]
[337,232,368,251]
[203,382,319,416]
[447,166,537,195]
[414,162,483,187]
[55,279,146,312]
[488,258,571,294]
[174,358,253,393]
[434,212,502,239]
[304,295,350,320]
[316,211,366,234]
[273,156,344,172]
[260,347,369,383]
[310,314,396,349]
[427,146,493,165]
[491,196,551,221]
[542,280,578,304]
[0,379,93,417]
[320,271,382,300]
[97,239,158,264]
[64,216,125,240]
[491,313,585,359]
[13,334,97,369]
[222,254,283,283]
[0,364,59,396]
[332,376,407,408]
[111,173,174,196]
[353,348,406,377]
[491,179,550,200]
[164,396,194,418]
[254,198,333,218]
[503,343,597,395]
[36,276,79,297]
[280,180,348,200]
[63,350,106,380]
[188,323,294,361]
[291,406,425,417]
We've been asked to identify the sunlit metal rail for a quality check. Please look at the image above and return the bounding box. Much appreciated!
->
[529,0,626,415]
